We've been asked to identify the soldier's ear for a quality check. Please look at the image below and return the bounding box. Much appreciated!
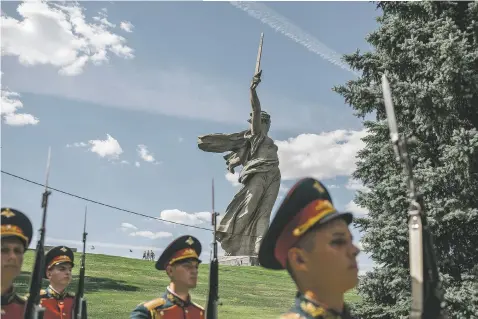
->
[166,265,173,278]
[288,247,308,271]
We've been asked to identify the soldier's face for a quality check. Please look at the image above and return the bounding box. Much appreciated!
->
[47,263,73,287]
[170,260,199,289]
[1,237,25,281]
[292,219,359,293]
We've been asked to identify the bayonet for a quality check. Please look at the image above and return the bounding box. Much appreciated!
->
[25,147,52,319]
[74,206,88,319]
[382,75,446,319]
[205,179,220,319]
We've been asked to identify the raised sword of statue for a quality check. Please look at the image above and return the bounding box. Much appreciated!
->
[382,75,446,319]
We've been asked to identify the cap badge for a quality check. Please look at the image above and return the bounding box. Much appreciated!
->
[1,208,15,218]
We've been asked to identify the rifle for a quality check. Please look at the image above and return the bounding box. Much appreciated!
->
[205,179,220,319]
[24,147,52,319]
[382,75,447,319]
[73,206,88,319]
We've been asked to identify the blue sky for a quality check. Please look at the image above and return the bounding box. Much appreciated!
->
[1,1,380,275]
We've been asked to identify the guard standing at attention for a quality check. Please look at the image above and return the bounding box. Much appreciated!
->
[130,235,205,319]
[258,178,360,319]
[1,207,34,318]
[39,245,76,319]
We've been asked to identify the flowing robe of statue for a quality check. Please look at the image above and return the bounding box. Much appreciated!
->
[197,72,281,256]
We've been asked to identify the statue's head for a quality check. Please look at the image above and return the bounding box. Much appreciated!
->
[248,110,271,133]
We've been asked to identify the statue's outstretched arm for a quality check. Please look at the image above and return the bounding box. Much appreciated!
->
[250,71,262,135]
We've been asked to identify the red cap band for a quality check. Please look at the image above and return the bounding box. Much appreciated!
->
[48,255,73,269]
[167,247,199,267]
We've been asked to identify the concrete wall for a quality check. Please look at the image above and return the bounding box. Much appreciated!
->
[218,255,259,266]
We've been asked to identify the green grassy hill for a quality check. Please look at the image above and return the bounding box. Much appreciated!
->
[15,251,360,318]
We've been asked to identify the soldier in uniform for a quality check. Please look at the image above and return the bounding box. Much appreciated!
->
[1,207,33,318]
[258,178,360,319]
[130,235,205,319]
[39,245,76,319]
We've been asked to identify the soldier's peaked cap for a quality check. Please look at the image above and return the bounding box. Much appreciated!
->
[258,178,353,270]
[1,207,33,249]
[44,245,75,278]
[155,235,202,271]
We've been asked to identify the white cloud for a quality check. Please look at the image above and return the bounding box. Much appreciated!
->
[178,137,184,143]
[89,134,123,159]
[345,200,369,216]
[128,231,173,240]
[119,222,173,240]
[345,178,370,192]
[1,1,134,76]
[120,21,134,33]
[276,129,368,181]
[66,142,87,148]
[92,8,115,28]
[0,88,39,126]
[225,172,241,187]
[120,222,138,231]
[357,240,364,251]
[67,134,123,160]
[135,161,140,167]
[159,209,211,226]
[224,129,368,187]
[137,144,159,164]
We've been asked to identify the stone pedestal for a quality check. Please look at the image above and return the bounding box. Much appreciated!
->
[218,255,260,266]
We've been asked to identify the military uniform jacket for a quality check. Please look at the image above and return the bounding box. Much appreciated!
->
[39,286,75,319]
[279,292,358,319]
[130,287,205,319]
[1,286,26,319]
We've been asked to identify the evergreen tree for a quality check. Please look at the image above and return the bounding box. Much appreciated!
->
[333,2,478,318]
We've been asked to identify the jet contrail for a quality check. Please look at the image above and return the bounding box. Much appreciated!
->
[229,1,361,77]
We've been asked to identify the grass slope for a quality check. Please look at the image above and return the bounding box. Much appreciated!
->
[16,251,360,319]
